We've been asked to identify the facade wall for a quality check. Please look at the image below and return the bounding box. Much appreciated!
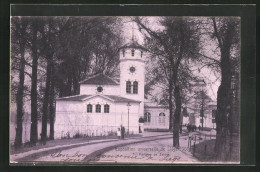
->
[143,107,169,130]
[80,85,120,96]
[55,99,140,139]
[119,59,145,117]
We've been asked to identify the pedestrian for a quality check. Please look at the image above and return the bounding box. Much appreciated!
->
[199,125,201,131]
[121,126,125,139]
[187,124,190,132]
[117,127,121,139]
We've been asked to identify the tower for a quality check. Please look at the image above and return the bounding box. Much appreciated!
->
[119,39,146,117]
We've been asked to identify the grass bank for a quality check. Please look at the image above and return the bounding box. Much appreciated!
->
[192,136,239,162]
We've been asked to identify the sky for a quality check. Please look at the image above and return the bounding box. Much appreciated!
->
[121,17,220,102]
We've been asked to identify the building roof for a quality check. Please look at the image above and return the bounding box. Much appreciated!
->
[144,102,168,109]
[57,94,141,103]
[119,40,147,51]
[56,95,92,101]
[79,73,119,85]
[105,95,141,103]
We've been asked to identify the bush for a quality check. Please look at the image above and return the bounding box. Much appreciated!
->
[73,131,83,138]
[139,117,145,123]
[107,130,116,136]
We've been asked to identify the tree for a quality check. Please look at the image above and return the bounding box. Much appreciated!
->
[39,18,56,143]
[11,17,29,148]
[55,17,123,98]
[135,17,200,147]
[10,16,123,146]
[211,17,240,160]
[29,18,41,145]
[195,89,212,130]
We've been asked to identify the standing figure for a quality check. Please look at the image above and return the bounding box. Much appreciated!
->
[121,126,125,139]
[117,127,121,139]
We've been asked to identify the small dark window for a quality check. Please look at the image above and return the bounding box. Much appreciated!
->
[96,104,101,113]
[97,86,103,92]
[126,81,131,93]
[144,112,151,123]
[87,104,92,113]
[133,81,138,94]
[131,49,135,56]
[104,104,110,113]
[122,49,125,57]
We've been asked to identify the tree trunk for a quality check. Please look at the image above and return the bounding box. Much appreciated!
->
[14,38,26,149]
[41,59,51,144]
[65,73,73,96]
[215,48,232,160]
[212,18,237,161]
[168,81,174,131]
[173,84,181,148]
[72,65,80,95]
[49,62,55,140]
[30,21,38,145]
[172,20,184,148]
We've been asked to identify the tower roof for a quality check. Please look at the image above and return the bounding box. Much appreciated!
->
[79,73,119,85]
[119,40,147,51]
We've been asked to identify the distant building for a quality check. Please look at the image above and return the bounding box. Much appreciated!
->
[184,80,217,128]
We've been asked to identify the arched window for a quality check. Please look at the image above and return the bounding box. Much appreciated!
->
[96,104,101,113]
[104,104,110,113]
[133,81,138,94]
[144,112,151,123]
[126,81,131,93]
[159,113,166,124]
[87,104,92,113]
[131,49,135,56]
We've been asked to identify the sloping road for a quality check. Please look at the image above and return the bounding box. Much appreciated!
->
[12,131,199,164]
[12,132,172,162]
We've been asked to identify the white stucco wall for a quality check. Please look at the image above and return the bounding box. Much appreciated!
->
[54,97,140,139]
[80,85,120,96]
[143,107,169,130]
[119,49,145,118]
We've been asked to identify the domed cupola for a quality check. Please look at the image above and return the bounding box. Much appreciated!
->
[119,39,147,61]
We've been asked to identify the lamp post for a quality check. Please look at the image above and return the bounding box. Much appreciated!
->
[127,102,131,135]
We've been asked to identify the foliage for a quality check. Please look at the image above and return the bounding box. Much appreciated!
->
[135,17,201,147]
[138,117,145,123]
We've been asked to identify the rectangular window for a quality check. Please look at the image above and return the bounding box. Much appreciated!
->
[133,81,138,94]
[126,81,131,93]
